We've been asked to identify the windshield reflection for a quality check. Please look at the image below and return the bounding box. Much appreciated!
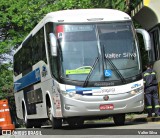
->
[57,22,140,82]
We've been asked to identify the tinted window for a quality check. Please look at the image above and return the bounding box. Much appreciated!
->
[14,27,47,76]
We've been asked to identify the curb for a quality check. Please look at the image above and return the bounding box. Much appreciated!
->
[127,114,160,123]
[133,117,160,122]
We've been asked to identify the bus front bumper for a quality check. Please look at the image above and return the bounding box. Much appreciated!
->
[60,92,144,117]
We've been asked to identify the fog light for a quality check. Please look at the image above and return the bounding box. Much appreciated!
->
[65,104,70,110]
[140,100,143,104]
[130,90,136,95]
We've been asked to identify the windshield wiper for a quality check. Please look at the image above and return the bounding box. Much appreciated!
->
[101,45,126,84]
[102,45,126,83]
[105,57,126,83]
[83,56,99,87]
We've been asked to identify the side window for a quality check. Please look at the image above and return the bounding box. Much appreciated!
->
[23,40,32,75]
[149,26,160,61]
[41,29,47,63]
[45,22,59,80]
[32,27,47,64]
[14,50,21,76]
[33,34,39,63]
[14,27,47,76]
[14,36,33,76]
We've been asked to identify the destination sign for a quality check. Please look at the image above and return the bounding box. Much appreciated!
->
[64,25,94,32]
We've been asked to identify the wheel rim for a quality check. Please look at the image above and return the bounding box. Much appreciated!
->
[24,111,27,123]
[23,107,27,124]
[47,106,52,121]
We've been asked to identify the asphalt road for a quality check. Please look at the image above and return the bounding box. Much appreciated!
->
[38,120,160,135]
[1,115,160,138]
[2,120,160,137]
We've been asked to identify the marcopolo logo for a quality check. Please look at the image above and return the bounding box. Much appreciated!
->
[101,88,115,93]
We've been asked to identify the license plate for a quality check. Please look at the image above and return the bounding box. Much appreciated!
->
[99,104,114,110]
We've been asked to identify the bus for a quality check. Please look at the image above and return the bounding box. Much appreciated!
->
[131,0,160,99]
[13,9,151,129]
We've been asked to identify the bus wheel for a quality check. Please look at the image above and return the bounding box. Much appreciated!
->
[67,119,76,127]
[67,117,84,128]
[76,117,84,128]
[113,113,125,126]
[51,116,62,129]
[47,105,52,121]
[33,119,42,128]
[22,107,33,128]
[47,104,62,129]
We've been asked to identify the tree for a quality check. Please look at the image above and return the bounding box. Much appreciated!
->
[0,63,13,99]
[0,0,92,56]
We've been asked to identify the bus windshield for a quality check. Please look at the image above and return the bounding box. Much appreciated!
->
[56,22,140,82]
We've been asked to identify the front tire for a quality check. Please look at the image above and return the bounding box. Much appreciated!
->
[67,117,84,128]
[113,113,125,126]
[52,117,62,129]
[22,106,33,128]
[47,103,62,129]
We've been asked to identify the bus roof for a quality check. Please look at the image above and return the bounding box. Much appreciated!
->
[15,9,131,53]
[45,8,131,23]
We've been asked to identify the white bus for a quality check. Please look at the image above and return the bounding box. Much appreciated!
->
[13,9,151,129]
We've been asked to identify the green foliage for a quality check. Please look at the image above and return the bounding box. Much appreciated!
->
[0,63,13,99]
[112,0,126,11]
[54,0,93,9]
[0,0,46,54]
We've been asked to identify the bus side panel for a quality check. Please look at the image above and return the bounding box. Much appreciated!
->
[26,61,52,119]
[14,91,24,119]
[25,61,63,119]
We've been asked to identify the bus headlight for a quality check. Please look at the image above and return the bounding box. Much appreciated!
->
[129,86,143,95]
[61,91,82,99]
[68,92,76,97]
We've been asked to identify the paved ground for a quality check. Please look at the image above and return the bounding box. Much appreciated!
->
[129,113,160,122]
[1,113,160,138]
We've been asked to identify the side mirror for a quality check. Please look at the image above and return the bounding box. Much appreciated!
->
[49,33,57,56]
[136,29,151,51]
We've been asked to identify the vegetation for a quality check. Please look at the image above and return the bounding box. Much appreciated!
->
[0,63,13,98]
[0,0,142,99]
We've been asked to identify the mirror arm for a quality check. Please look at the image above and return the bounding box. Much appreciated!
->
[49,33,57,56]
[136,29,151,51]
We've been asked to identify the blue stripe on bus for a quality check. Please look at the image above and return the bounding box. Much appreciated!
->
[66,87,100,92]
[75,86,92,96]
[66,87,100,96]
[14,68,41,92]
